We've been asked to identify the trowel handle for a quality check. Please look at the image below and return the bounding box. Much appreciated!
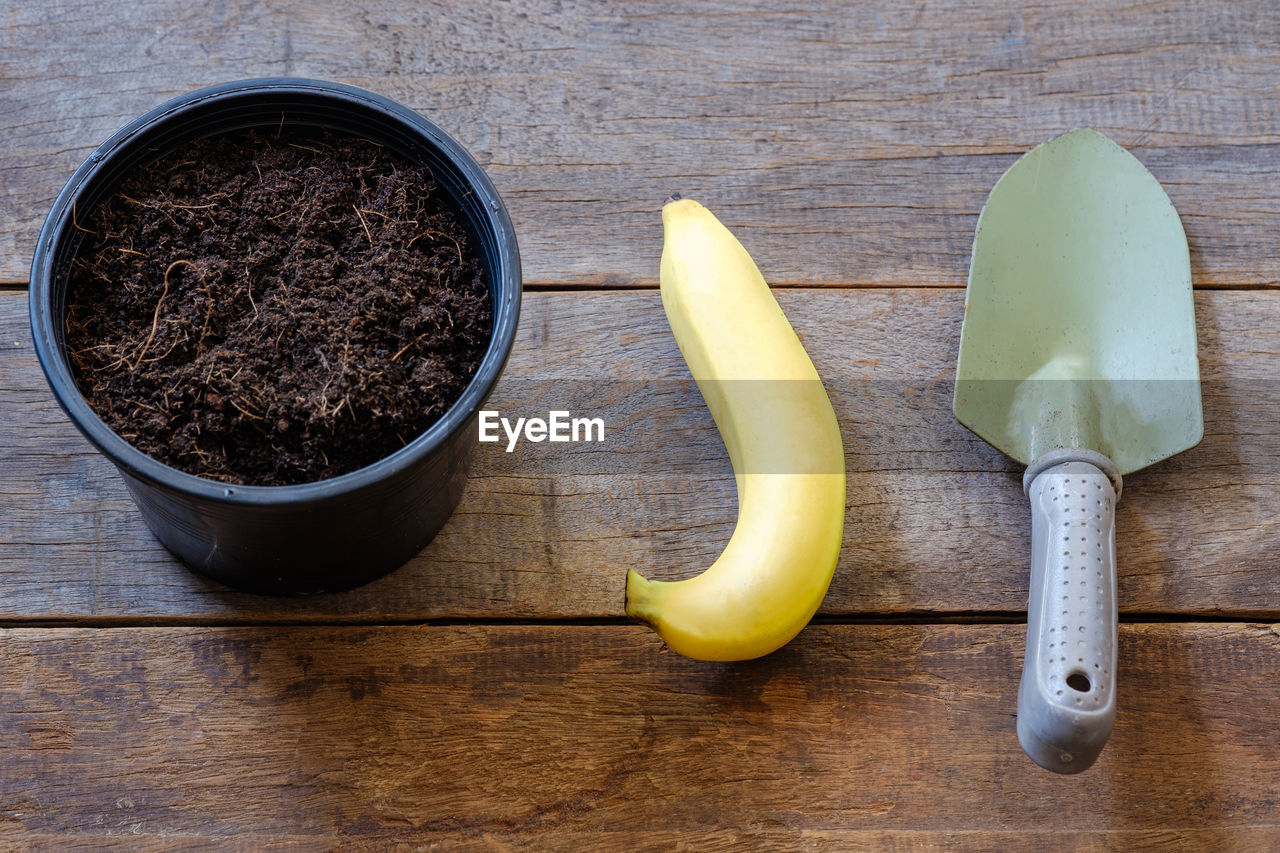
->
[1017,450,1122,774]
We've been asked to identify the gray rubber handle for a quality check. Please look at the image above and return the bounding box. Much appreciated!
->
[1017,450,1121,774]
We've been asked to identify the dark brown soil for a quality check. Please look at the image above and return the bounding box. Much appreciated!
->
[64,128,492,486]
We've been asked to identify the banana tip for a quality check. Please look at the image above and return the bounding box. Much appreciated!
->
[624,568,655,622]
[662,192,683,207]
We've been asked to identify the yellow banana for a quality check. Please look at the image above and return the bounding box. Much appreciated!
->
[624,197,845,661]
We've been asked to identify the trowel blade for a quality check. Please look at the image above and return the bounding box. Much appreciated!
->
[953,128,1201,474]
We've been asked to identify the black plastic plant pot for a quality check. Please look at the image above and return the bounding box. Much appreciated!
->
[29,79,521,595]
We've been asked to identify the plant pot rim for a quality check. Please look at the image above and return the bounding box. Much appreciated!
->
[29,77,521,507]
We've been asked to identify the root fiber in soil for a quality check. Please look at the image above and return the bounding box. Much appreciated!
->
[64,128,492,486]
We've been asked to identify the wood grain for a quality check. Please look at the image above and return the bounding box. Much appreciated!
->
[1,622,1277,848]
[6,1,1280,845]
[5,831,1280,853]
[4,287,1278,621]
[2,1,1278,285]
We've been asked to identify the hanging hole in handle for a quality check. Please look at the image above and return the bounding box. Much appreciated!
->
[1066,671,1092,693]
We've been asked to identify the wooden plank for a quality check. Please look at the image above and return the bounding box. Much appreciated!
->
[0,623,1277,847]
[3,288,1279,620]
[2,0,1279,284]
[6,830,1278,853]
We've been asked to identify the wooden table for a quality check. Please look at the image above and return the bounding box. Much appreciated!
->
[3,1,1279,848]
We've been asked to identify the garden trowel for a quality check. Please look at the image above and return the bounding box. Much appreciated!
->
[953,128,1201,773]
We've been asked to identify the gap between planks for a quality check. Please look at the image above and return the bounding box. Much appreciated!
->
[7,280,1277,291]
[0,613,1270,630]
